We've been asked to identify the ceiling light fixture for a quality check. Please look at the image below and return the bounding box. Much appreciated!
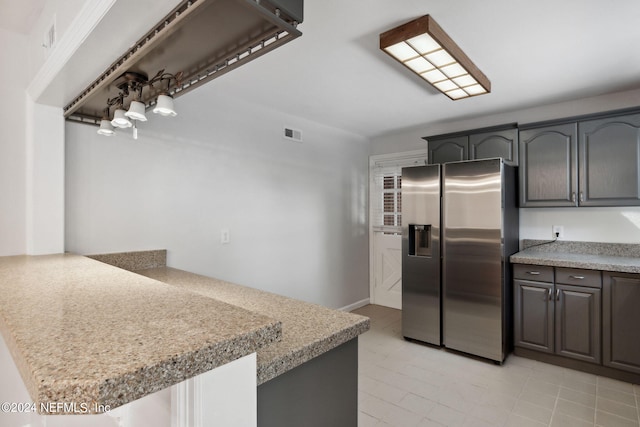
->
[379,15,491,100]
[64,0,303,127]
[97,70,183,138]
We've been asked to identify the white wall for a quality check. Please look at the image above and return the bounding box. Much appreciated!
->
[371,89,640,244]
[0,28,27,256]
[65,85,370,308]
[520,207,640,243]
[25,101,65,254]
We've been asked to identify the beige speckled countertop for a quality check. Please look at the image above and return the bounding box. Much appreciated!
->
[510,240,640,273]
[136,267,370,385]
[0,254,281,414]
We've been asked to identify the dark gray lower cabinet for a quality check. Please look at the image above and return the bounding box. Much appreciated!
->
[603,272,640,374]
[257,339,358,427]
[514,280,553,353]
[514,266,601,364]
[555,285,600,364]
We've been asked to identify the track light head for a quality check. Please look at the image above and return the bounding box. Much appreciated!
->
[111,109,132,128]
[97,119,115,136]
[125,100,147,122]
[153,93,177,117]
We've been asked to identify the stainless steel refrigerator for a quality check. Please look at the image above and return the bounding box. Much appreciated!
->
[401,158,519,363]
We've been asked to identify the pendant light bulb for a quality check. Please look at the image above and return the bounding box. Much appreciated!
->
[125,100,148,122]
[111,108,132,128]
[153,93,177,117]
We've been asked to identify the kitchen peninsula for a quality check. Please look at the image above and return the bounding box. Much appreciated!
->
[0,252,369,427]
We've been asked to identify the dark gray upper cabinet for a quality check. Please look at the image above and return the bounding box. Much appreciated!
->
[579,113,640,206]
[603,272,640,374]
[425,124,518,165]
[427,136,468,165]
[469,128,518,165]
[520,109,640,207]
[519,123,578,207]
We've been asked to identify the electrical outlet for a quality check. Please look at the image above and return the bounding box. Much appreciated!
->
[552,225,564,239]
[221,229,230,244]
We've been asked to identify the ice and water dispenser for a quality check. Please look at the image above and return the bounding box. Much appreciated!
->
[408,224,432,257]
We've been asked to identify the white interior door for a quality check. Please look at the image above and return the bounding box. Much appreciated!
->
[369,151,427,310]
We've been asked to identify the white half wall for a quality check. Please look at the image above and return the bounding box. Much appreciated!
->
[65,86,370,308]
[371,89,640,244]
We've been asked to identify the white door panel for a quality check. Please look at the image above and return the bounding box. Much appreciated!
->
[373,232,402,309]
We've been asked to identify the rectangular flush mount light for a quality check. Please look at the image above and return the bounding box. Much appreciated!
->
[380,15,491,100]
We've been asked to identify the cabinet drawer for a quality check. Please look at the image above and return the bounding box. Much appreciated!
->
[556,268,601,288]
[514,264,554,282]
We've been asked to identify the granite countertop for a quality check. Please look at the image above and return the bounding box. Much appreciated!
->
[136,267,370,385]
[0,254,281,414]
[510,240,640,273]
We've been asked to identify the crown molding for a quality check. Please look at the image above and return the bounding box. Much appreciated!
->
[27,0,117,102]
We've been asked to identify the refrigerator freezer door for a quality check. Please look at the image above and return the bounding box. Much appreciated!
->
[443,159,504,362]
[402,165,441,345]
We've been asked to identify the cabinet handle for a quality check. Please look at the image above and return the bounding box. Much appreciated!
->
[556,289,561,301]
[527,271,541,275]
[571,192,576,203]
[546,288,552,301]
[569,275,585,280]
[579,192,584,202]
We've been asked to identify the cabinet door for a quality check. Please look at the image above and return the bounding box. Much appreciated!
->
[555,285,601,364]
[514,280,553,353]
[579,113,640,206]
[427,136,468,164]
[469,128,518,165]
[603,272,640,374]
[519,123,578,207]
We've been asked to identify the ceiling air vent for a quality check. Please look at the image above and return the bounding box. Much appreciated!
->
[284,127,302,142]
[42,15,56,50]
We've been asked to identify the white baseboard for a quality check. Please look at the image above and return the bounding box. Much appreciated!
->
[339,298,370,312]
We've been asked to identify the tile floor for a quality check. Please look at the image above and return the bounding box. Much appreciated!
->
[352,304,640,427]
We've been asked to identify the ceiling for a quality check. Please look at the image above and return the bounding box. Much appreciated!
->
[11,0,640,138]
[0,0,45,34]
[205,0,640,138]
